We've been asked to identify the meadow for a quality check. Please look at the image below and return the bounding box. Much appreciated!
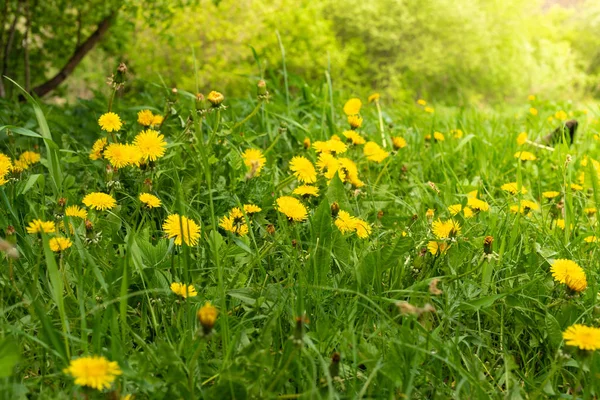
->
[1,65,600,399]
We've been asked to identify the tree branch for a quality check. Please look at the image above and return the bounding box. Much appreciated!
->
[31,11,116,97]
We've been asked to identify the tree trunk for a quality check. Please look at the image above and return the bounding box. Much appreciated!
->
[1,1,22,98]
[31,11,116,98]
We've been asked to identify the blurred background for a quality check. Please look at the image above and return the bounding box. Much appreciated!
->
[1,0,600,105]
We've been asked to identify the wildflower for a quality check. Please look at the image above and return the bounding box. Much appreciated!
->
[289,156,317,183]
[343,98,362,116]
[550,259,587,292]
[170,282,198,298]
[528,95,536,101]
[510,200,539,215]
[467,197,490,212]
[584,236,597,243]
[529,108,538,116]
[448,204,462,216]
[90,138,108,160]
[65,205,88,219]
[293,185,320,197]
[335,210,355,234]
[432,219,461,239]
[368,93,380,103]
[19,151,40,166]
[63,355,122,390]
[542,191,560,199]
[516,132,528,145]
[514,151,537,161]
[555,110,568,121]
[243,204,262,214]
[428,241,448,255]
[134,130,167,161]
[139,193,161,208]
[570,183,583,191]
[207,91,225,106]
[98,112,123,132]
[49,237,72,252]
[83,192,117,211]
[197,302,218,335]
[483,236,494,255]
[563,324,600,351]
[417,99,427,106]
[163,214,201,246]
[0,153,13,183]
[501,182,527,195]
[353,218,372,238]
[338,157,364,187]
[242,149,266,177]
[103,143,141,168]
[424,106,434,113]
[276,196,308,222]
[364,141,389,163]
[426,209,435,219]
[433,132,445,142]
[219,208,249,236]
[451,129,463,139]
[585,207,597,216]
[26,219,56,234]
[152,114,164,126]
[303,137,311,149]
[137,110,155,126]
[11,159,28,173]
[392,137,407,149]
[347,115,363,129]
[463,207,474,218]
[343,130,366,145]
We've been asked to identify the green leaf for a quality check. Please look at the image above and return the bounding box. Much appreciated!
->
[545,313,562,348]
[310,198,333,285]
[459,294,505,311]
[0,338,20,378]
[326,173,351,211]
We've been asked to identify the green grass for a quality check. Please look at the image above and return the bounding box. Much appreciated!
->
[1,76,600,399]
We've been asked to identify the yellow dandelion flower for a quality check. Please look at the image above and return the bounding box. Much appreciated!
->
[392,137,407,149]
[293,185,320,197]
[207,91,225,106]
[343,130,366,145]
[433,132,445,142]
[417,99,427,106]
[90,138,108,160]
[152,114,164,126]
[550,259,587,291]
[451,129,463,139]
[570,183,583,191]
[335,210,356,235]
[137,110,155,126]
[424,106,434,113]
[0,153,13,181]
[98,112,123,132]
[528,95,536,101]
[563,324,600,351]
[368,93,380,103]
[353,217,372,239]
[364,141,389,163]
[428,241,448,255]
[163,214,201,246]
[82,192,117,211]
[197,302,218,334]
[243,204,262,214]
[584,236,597,243]
[303,137,311,149]
[555,110,568,121]
[289,156,317,183]
[426,209,435,219]
[139,193,161,208]
[134,129,167,161]
[65,205,88,219]
[11,159,29,173]
[103,143,141,168]
[543,191,560,199]
[19,151,40,165]
[463,206,474,218]
[514,151,537,161]
[170,282,198,298]
[501,182,528,195]
[529,108,538,116]
[276,196,308,222]
[516,132,528,145]
[242,149,266,177]
[448,204,462,216]
[26,219,56,234]
[49,237,73,252]
[63,355,122,390]
[348,115,363,129]
[343,98,362,116]
[585,207,597,216]
[467,197,490,212]
[510,200,539,214]
[432,219,461,239]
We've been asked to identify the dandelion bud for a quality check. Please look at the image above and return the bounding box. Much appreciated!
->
[197,302,218,335]
[377,210,384,220]
[58,197,67,207]
[85,219,94,231]
[329,352,341,378]
[113,63,128,87]
[6,225,15,236]
[293,315,309,346]
[266,224,275,235]
[303,137,311,149]
[291,239,298,248]
[483,236,494,255]
[331,202,340,217]
[257,80,269,101]
[207,91,224,107]
[427,181,440,194]
[195,93,210,114]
